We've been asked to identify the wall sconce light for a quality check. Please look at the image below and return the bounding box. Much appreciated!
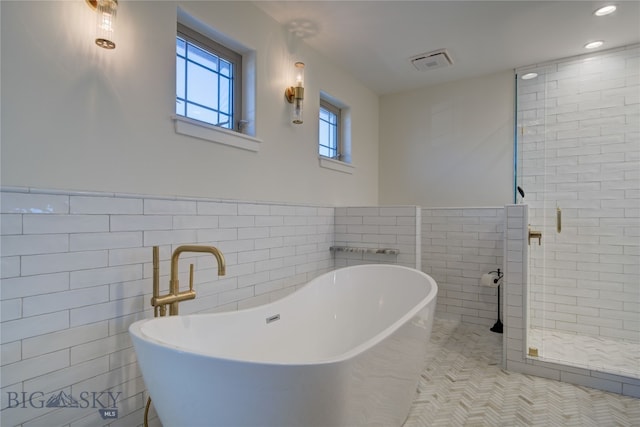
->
[86,0,118,49]
[285,62,305,124]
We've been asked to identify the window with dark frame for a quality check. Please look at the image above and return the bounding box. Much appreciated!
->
[319,99,341,159]
[176,24,242,131]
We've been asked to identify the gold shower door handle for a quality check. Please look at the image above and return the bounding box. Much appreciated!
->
[528,228,542,245]
[557,207,562,233]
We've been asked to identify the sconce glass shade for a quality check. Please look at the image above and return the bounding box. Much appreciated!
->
[94,0,118,49]
[294,61,304,87]
[291,89,304,124]
[285,62,305,124]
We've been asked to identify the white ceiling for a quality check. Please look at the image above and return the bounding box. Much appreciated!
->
[253,1,640,94]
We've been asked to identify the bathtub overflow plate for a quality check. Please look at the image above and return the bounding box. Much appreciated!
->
[266,314,281,324]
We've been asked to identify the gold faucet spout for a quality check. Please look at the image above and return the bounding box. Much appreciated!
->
[170,245,226,280]
[168,245,226,315]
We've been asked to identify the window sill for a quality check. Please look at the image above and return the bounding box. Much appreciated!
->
[173,115,262,152]
[319,156,354,174]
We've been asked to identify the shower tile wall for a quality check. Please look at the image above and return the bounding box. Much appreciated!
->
[421,208,504,327]
[0,187,335,426]
[517,44,640,341]
[333,206,421,269]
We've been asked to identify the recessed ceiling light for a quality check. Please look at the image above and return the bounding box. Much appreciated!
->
[594,5,617,16]
[585,40,604,49]
[521,73,538,80]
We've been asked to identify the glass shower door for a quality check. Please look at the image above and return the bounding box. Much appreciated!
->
[516,46,640,379]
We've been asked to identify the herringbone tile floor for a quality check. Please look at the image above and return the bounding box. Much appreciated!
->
[404,318,640,426]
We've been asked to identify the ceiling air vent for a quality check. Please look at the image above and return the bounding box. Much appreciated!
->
[410,49,453,71]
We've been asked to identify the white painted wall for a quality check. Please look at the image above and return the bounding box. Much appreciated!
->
[0,1,379,206]
[378,71,515,207]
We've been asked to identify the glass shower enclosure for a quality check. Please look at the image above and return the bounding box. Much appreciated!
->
[515,45,640,379]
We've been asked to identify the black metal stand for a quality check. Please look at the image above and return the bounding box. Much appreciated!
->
[490,284,503,334]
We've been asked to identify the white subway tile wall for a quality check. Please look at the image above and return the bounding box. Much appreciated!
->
[422,208,504,327]
[334,206,421,269]
[0,188,424,426]
[517,45,640,341]
[0,188,335,426]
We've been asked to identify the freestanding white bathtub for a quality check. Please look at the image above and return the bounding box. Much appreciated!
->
[129,264,438,427]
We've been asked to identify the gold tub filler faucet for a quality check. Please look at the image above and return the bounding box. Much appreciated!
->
[151,245,226,316]
[144,245,225,426]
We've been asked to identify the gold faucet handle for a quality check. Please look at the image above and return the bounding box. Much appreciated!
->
[528,228,542,246]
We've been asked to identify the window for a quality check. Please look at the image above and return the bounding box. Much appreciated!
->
[318,93,353,173]
[176,24,242,131]
[173,15,260,152]
[319,99,341,159]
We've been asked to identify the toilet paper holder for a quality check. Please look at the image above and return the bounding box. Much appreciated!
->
[487,268,503,334]
[490,268,503,283]
[485,268,503,285]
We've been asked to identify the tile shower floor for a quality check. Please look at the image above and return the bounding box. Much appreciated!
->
[527,327,640,379]
[404,318,640,426]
